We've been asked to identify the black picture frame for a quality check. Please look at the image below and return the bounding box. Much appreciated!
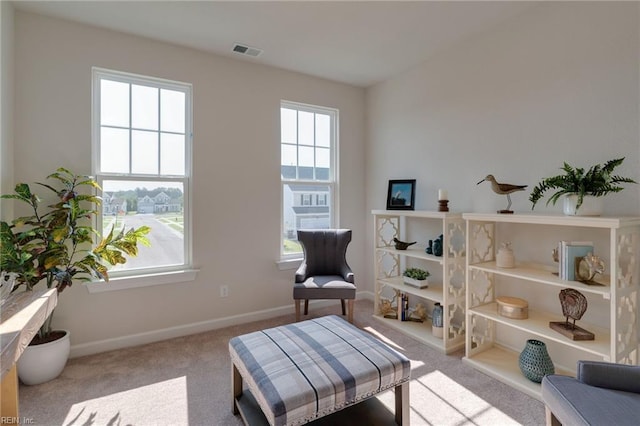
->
[386,179,416,210]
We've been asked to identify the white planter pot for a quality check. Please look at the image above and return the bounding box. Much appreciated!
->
[18,330,70,385]
[563,195,603,216]
[403,277,428,288]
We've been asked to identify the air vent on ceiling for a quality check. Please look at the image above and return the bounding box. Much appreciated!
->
[232,43,263,57]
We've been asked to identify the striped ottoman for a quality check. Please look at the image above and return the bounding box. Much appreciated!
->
[229,315,411,426]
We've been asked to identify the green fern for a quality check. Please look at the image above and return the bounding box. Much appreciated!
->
[529,158,636,210]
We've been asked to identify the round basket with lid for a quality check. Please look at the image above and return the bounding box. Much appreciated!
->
[496,296,528,319]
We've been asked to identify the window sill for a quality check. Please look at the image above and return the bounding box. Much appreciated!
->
[276,258,303,271]
[84,269,199,293]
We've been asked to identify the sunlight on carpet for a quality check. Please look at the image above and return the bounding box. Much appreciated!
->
[376,370,520,425]
[63,377,188,425]
[364,325,406,351]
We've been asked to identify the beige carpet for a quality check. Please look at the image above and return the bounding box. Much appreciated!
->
[18,299,545,425]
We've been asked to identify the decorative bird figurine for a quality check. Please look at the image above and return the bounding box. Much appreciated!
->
[477,174,527,214]
[393,237,416,250]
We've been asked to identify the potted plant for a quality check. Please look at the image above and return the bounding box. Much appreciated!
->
[402,267,430,288]
[529,158,636,216]
[0,168,151,384]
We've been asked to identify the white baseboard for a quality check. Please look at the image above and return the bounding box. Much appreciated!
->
[70,290,374,358]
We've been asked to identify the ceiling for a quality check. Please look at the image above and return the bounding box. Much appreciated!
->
[11,1,538,87]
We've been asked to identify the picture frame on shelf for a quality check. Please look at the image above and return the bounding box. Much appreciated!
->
[386,179,416,210]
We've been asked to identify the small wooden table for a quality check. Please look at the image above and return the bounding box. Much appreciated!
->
[0,289,57,424]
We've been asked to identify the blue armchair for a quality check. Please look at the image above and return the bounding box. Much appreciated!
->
[541,360,640,425]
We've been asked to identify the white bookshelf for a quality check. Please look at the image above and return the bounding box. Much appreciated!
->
[463,213,640,400]
[372,210,465,353]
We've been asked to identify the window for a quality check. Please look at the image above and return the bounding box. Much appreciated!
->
[92,68,193,284]
[281,101,338,258]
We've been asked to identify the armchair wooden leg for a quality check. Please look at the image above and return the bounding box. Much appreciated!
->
[304,300,309,315]
[341,299,346,315]
[348,299,354,323]
[295,299,301,322]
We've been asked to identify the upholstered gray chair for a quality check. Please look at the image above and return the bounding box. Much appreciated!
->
[294,229,356,323]
[541,360,640,426]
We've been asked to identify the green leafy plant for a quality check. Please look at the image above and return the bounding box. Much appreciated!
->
[0,168,151,342]
[403,267,430,280]
[529,158,636,210]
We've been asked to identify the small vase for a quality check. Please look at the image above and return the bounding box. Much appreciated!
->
[496,242,515,268]
[432,302,443,339]
[518,339,554,383]
[563,194,603,216]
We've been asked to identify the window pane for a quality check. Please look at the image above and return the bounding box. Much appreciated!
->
[315,114,330,147]
[281,108,297,144]
[101,127,130,173]
[298,146,314,167]
[282,183,331,255]
[316,147,330,180]
[316,147,329,168]
[281,144,297,167]
[102,180,184,271]
[132,85,158,130]
[161,133,185,175]
[132,130,158,174]
[101,80,130,127]
[298,111,314,146]
[160,89,185,133]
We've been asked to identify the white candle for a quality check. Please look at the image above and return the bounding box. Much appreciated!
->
[438,189,448,201]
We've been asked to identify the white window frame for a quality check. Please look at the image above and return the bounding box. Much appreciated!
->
[88,67,197,292]
[279,100,339,265]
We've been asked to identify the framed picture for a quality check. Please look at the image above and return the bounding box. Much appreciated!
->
[386,179,416,210]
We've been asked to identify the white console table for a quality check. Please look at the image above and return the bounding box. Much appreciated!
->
[0,289,57,423]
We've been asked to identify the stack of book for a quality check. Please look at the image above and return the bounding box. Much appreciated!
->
[397,292,409,321]
[558,240,593,281]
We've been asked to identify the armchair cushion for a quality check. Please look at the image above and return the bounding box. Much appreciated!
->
[294,276,356,300]
[541,361,640,426]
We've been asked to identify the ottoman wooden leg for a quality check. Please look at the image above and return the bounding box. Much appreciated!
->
[232,363,242,414]
[395,381,409,426]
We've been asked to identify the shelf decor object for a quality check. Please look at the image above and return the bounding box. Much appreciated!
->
[386,179,416,210]
[528,157,636,216]
[549,288,594,341]
[518,339,555,383]
[496,242,515,268]
[372,210,466,354]
[576,253,605,284]
[477,174,528,214]
[438,189,449,212]
[402,267,430,289]
[432,302,444,338]
[463,212,640,400]
[496,296,528,319]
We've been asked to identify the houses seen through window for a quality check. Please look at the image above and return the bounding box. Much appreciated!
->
[281,101,338,258]
[93,68,192,276]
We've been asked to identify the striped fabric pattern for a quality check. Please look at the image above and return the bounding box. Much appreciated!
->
[229,315,411,426]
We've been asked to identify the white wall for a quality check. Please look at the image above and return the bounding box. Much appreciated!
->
[365,2,640,288]
[12,11,365,350]
[0,1,15,220]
